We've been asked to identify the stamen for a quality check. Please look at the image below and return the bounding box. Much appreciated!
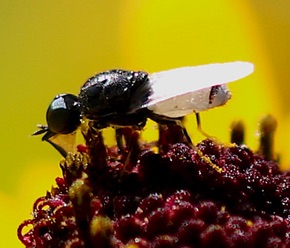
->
[258,115,277,161]
[230,120,245,145]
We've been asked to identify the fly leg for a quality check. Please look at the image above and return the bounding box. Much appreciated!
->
[115,127,141,171]
[195,112,214,139]
[150,112,223,173]
[115,128,125,153]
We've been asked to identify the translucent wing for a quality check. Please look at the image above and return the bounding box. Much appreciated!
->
[145,61,254,118]
[147,61,254,105]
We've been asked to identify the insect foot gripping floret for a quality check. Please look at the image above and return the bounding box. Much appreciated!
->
[19,120,290,248]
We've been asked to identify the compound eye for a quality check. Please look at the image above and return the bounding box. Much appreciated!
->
[46,94,81,134]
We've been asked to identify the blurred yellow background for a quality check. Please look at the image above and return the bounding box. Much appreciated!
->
[1,1,290,246]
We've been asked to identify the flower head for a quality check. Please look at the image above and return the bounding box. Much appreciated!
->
[18,118,290,247]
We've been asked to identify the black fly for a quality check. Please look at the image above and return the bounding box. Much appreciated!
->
[34,62,253,156]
